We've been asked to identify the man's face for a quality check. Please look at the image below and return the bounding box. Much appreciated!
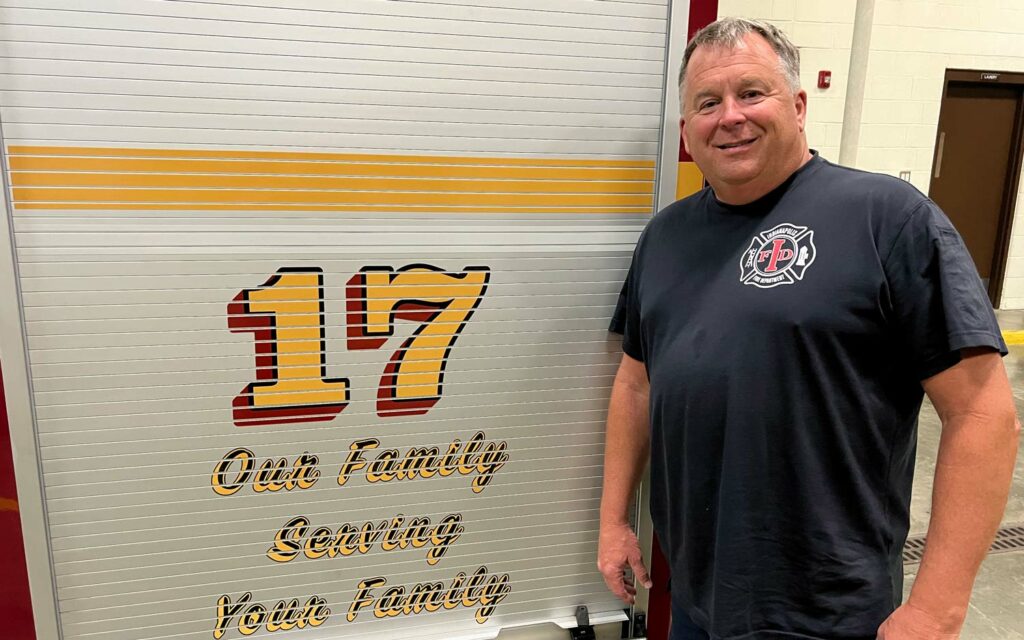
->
[680,33,808,204]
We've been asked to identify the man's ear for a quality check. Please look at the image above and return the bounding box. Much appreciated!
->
[794,90,808,133]
[679,117,690,155]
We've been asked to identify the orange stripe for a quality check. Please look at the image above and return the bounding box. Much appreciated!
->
[9,156,656,181]
[8,145,655,168]
[14,187,651,207]
[9,146,657,213]
[0,497,17,512]
[676,162,704,199]
[12,172,655,194]
[14,202,650,213]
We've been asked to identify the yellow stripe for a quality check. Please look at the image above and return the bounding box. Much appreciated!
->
[9,157,656,181]
[12,172,655,194]
[14,203,649,213]
[1002,330,1024,345]
[14,187,651,207]
[676,161,704,199]
[0,497,17,513]
[9,146,657,213]
[8,145,655,168]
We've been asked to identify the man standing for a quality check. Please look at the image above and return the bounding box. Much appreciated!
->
[598,17,1019,640]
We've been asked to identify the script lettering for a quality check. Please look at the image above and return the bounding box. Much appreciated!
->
[338,431,508,493]
[347,567,511,625]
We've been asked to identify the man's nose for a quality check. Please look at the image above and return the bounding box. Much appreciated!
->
[718,96,747,127]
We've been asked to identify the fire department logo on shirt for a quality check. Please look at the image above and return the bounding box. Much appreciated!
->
[740,223,816,289]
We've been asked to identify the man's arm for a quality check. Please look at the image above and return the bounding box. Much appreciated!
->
[597,353,654,604]
[878,348,1020,639]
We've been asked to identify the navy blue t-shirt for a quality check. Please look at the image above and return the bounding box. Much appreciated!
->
[612,154,1005,639]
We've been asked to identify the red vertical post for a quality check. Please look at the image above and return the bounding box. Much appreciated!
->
[677,0,720,165]
[646,533,673,640]
[0,362,37,639]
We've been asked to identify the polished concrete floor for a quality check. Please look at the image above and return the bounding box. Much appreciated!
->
[903,310,1024,638]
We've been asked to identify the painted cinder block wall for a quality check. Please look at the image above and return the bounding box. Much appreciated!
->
[715,0,1024,308]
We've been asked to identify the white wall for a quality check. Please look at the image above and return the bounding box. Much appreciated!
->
[862,0,1024,308]
[859,1,1024,189]
[1003,179,1024,309]
[717,0,1024,308]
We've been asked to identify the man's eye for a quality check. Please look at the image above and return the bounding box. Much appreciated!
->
[742,91,763,99]
[699,100,718,110]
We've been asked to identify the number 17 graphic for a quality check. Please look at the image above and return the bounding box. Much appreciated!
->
[229,264,490,427]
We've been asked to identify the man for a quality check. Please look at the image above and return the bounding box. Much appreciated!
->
[598,17,1019,640]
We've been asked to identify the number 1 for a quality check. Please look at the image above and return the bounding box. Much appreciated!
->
[229,268,350,427]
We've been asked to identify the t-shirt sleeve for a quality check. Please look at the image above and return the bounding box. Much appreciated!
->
[882,199,1007,380]
[609,255,644,362]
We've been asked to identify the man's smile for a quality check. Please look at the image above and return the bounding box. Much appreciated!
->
[715,137,759,151]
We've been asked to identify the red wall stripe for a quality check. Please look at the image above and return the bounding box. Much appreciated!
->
[0,362,37,639]
[678,0,720,163]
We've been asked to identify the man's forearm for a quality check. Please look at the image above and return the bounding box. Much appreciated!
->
[909,410,1019,626]
[600,358,651,527]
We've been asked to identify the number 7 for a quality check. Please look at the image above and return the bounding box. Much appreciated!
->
[346,265,490,417]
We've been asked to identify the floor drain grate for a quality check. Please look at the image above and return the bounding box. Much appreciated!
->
[903,523,1024,565]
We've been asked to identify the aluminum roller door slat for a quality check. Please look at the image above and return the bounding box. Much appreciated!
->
[0,8,665,59]
[0,76,665,115]
[30,346,620,379]
[16,256,632,277]
[4,127,661,156]
[33,397,616,437]
[52,505,601,564]
[0,2,666,45]
[1,94,664,128]
[28,321,618,352]
[0,25,668,73]
[0,43,665,88]
[56,549,607,621]
[47,477,604,541]
[2,107,661,140]
[37,409,611,455]
[36,397,613,449]
[150,0,670,26]
[32,368,619,407]
[393,0,666,17]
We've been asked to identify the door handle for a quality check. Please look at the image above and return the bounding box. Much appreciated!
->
[934,132,946,179]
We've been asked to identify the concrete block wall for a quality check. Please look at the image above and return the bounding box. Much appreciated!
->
[1001,178,1024,309]
[863,0,1024,308]
[714,0,1024,308]
[861,0,1024,193]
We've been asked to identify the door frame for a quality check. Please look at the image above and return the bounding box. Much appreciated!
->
[932,69,1024,307]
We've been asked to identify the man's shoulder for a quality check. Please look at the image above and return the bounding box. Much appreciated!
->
[813,157,929,212]
[661,186,711,217]
[802,157,937,248]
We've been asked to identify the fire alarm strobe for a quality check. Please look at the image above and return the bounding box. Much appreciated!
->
[818,70,832,89]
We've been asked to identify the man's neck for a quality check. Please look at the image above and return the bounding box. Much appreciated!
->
[713,149,814,206]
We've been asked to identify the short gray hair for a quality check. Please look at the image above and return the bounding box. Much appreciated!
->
[678,17,801,96]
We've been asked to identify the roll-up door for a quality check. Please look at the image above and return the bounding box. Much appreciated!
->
[0,1,674,638]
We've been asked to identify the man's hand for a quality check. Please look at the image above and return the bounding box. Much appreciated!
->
[597,521,652,604]
[876,601,964,639]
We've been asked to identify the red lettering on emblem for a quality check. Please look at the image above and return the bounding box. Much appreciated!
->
[761,238,792,273]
